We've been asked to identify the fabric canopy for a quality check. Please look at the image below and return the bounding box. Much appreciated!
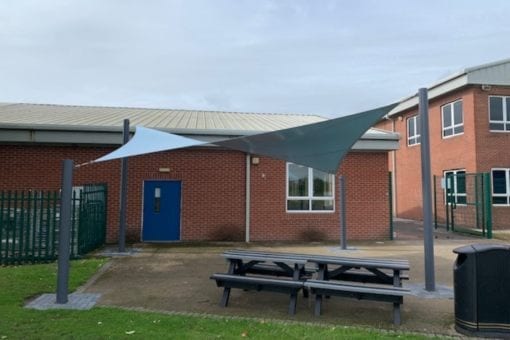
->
[93,126,206,163]
[215,103,398,173]
[91,102,398,172]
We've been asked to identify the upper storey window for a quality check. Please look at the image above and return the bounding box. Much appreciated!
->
[441,100,464,138]
[407,115,420,146]
[489,96,510,132]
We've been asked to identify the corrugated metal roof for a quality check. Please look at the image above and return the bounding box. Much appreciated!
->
[0,102,325,134]
[388,58,510,116]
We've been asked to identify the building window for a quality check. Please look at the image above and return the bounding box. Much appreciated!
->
[407,115,421,146]
[441,99,464,138]
[489,96,510,131]
[287,163,334,212]
[444,170,466,205]
[491,168,510,205]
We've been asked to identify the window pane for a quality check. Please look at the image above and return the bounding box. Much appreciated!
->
[454,126,464,134]
[457,196,467,205]
[444,128,453,137]
[493,197,508,205]
[287,200,309,211]
[507,97,510,118]
[416,117,421,134]
[456,172,466,194]
[443,105,452,127]
[288,164,308,197]
[453,101,463,124]
[313,169,332,197]
[154,187,161,213]
[312,200,334,211]
[490,122,504,130]
[492,170,507,194]
[408,118,415,137]
[490,97,503,121]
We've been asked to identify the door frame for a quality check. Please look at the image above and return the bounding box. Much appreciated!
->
[141,179,183,242]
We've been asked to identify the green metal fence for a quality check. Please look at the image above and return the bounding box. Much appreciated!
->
[0,184,107,264]
[433,173,492,238]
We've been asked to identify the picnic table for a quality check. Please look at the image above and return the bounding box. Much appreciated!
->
[304,255,410,325]
[211,249,410,324]
[211,250,310,315]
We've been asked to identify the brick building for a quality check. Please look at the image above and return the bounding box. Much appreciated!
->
[0,103,398,243]
[377,59,510,230]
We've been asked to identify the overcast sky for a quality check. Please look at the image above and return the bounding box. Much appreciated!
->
[1,0,510,117]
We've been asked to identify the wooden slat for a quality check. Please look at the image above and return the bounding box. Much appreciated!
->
[224,249,410,271]
[305,279,409,296]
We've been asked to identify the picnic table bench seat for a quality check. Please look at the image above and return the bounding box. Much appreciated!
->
[304,279,410,325]
[210,273,304,315]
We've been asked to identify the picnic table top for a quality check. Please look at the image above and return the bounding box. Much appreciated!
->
[222,252,308,264]
[223,249,410,271]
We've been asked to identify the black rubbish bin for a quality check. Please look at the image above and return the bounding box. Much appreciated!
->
[453,243,510,337]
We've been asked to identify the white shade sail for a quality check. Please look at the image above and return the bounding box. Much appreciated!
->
[93,126,206,163]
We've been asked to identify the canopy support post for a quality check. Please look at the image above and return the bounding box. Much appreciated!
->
[339,175,347,250]
[119,119,129,252]
[419,88,436,292]
[245,153,251,243]
[56,159,73,304]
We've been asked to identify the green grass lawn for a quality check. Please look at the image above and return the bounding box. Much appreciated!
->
[0,259,432,339]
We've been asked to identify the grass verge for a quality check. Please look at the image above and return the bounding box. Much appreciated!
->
[0,259,433,339]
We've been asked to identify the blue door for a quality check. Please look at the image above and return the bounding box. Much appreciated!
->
[142,180,181,242]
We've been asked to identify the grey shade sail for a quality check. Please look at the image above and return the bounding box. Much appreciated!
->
[215,103,399,174]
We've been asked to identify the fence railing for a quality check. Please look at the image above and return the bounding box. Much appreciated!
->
[433,173,492,238]
[0,184,107,265]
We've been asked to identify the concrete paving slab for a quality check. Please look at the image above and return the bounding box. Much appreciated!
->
[96,247,142,257]
[406,283,454,299]
[25,293,101,310]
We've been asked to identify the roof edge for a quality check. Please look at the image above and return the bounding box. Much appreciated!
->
[388,58,510,117]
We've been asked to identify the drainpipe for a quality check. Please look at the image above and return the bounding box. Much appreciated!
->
[245,153,251,243]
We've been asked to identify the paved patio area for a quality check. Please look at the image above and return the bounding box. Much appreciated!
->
[82,220,501,336]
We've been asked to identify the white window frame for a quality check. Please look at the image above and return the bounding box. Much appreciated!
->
[491,168,510,206]
[443,169,467,205]
[286,163,335,213]
[441,99,464,138]
[489,96,510,132]
[407,115,420,146]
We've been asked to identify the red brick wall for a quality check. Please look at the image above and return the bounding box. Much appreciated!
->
[249,152,390,241]
[0,145,246,242]
[473,86,510,229]
[0,144,391,242]
[379,85,510,229]
[383,87,478,220]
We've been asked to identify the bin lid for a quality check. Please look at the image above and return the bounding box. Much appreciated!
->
[453,243,510,254]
